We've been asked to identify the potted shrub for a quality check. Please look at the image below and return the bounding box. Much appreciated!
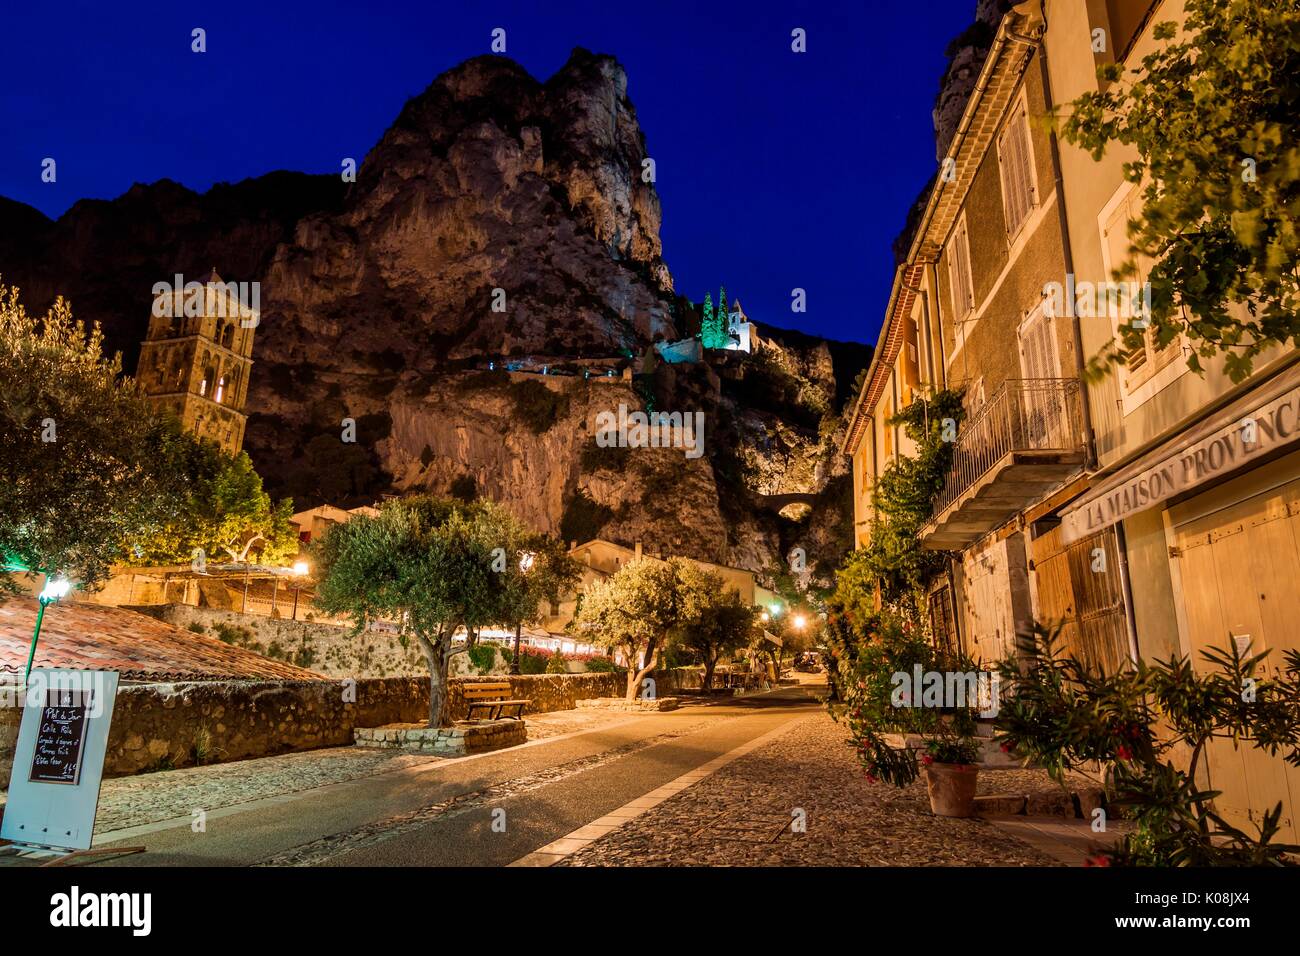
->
[920,736,981,817]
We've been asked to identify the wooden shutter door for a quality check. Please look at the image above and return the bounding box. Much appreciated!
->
[1172,478,1300,843]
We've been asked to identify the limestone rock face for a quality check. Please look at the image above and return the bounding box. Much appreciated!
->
[0,48,869,582]
[932,0,1022,160]
[260,50,675,374]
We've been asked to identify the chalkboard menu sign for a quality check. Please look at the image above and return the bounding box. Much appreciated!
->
[28,688,94,786]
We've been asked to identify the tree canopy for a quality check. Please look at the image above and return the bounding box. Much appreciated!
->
[130,439,297,567]
[675,563,757,690]
[0,284,177,595]
[313,495,572,726]
[571,556,690,699]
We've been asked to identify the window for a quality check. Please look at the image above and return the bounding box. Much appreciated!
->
[1100,184,1179,397]
[1017,304,1060,382]
[946,215,975,324]
[1018,305,1068,447]
[998,93,1038,240]
[1105,0,1159,62]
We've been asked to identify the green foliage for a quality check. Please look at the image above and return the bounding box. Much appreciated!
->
[559,489,613,544]
[847,389,964,612]
[829,609,980,787]
[582,654,618,673]
[313,495,575,726]
[467,641,497,674]
[131,439,297,566]
[673,564,757,689]
[923,737,980,766]
[1060,0,1300,382]
[545,648,568,673]
[995,624,1300,866]
[0,285,187,594]
[213,622,256,646]
[508,378,568,433]
[507,648,549,674]
[572,556,697,698]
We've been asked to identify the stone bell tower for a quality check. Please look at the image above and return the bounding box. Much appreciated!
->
[135,270,257,455]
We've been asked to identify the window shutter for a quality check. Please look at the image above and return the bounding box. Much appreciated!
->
[948,218,974,319]
[1000,101,1036,237]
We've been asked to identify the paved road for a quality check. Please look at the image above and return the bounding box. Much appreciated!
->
[85,685,820,867]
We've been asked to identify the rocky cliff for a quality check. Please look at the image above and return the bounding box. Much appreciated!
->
[0,48,869,584]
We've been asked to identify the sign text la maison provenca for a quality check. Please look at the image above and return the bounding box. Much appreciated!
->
[1060,384,1300,544]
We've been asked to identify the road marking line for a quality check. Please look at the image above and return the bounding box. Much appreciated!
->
[508,714,810,867]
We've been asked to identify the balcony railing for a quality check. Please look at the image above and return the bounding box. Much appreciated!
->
[931,378,1085,517]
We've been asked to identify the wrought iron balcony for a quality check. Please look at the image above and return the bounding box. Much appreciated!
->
[921,378,1086,550]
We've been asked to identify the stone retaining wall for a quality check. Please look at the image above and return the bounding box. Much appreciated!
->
[0,668,704,785]
[0,703,18,789]
[354,719,526,756]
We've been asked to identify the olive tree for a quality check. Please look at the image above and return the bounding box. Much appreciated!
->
[313,495,559,726]
[675,564,757,691]
[572,556,690,699]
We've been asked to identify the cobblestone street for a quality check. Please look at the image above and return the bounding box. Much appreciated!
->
[558,709,1097,867]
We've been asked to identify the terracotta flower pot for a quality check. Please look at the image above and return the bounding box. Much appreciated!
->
[923,762,979,817]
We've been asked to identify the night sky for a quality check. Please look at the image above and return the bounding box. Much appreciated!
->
[1,0,975,346]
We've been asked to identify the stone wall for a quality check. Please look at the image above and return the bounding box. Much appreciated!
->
[0,668,704,785]
[0,702,18,789]
[130,603,432,678]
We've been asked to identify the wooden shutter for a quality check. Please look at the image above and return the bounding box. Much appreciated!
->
[1018,306,1058,381]
[948,218,974,318]
[1102,192,1153,384]
[999,99,1036,237]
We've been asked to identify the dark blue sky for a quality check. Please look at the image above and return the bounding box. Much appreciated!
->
[1,0,974,346]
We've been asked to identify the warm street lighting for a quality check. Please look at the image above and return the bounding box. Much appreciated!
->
[792,613,807,630]
[26,574,72,682]
[290,561,309,620]
[760,611,770,623]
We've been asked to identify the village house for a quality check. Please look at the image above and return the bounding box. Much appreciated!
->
[846,0,1299,843]
[845,0,1097,666]
[1042,0,1300,840]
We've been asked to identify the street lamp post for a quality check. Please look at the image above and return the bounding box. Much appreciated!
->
[290,560,309,621]
[511,551,536,676]
[25,574,71,683]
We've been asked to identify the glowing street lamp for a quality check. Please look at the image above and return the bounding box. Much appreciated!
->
[290,560,309,621]
[792,613,808,630]
[25,574,72,682]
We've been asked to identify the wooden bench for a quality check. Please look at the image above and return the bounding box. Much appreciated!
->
[463,681,530,721]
